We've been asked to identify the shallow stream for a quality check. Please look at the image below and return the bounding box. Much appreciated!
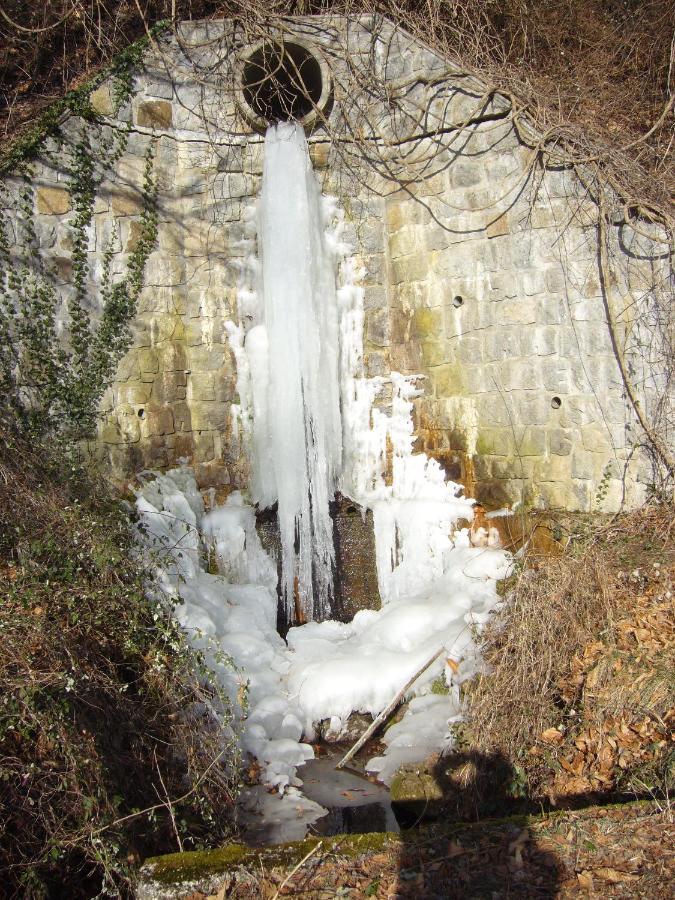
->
[240,749,400,847]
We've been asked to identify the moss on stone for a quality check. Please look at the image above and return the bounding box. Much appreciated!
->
[145,832,398,886]
[475,435,493,457]
[428,361,467,396]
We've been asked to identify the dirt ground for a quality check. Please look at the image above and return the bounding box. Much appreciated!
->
[173,800,673,899]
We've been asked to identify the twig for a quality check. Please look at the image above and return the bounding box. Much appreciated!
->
[335,647,445,770]
[271,840,323,899]
[153,748,183,852]
[596,187,675,475]
[85,749,224,838]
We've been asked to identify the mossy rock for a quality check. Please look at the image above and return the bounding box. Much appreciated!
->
[137,832,397,898]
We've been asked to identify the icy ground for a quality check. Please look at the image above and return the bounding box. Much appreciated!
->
[134,464,510,835]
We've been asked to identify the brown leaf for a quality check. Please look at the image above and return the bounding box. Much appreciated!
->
[577,870,594,889]
[593,867,640,883]
[540,727,564,745]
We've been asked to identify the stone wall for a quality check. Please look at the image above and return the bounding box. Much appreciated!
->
[2,15,670,511]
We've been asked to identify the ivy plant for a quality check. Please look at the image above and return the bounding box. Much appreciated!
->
[0,105,158,441]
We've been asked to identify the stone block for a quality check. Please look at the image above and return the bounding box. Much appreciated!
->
[362,253,385,284]
[580,424,610,453]
[159,342,187,372]
[136,100,173,129]
[421,340,452,367]
[500,359,543,392]
[145,313,180,344]
[559,397,600,427]
[534,453,571,484]
[497,298,538,326]
[411,307,442,340]
[153,371,187,403]
[366,308,391,347]
[544,267,566,293]
[36,186,70,215]
[526,326,558,357]
[516,427,547,457]
[541,359,571,394]
[112,190,143,216]
[121,218,144,251]
[191,372,216,401]
[549,428,574,456]
[185,322,205,347]
[116,352,140,382]
[515,394,550,426]
[172,401,192,432]
[115,382,152,405]
[472,426,505,456]
[538,296,565,325]
[129,317,151,347]
[365,351,389,377]
[571,449,602,481]
[89,84,114,116]
[486,214,509,239]
[455,336,483,365]
[139,348,159,374]
[386,201,415,233]
[187,344,229,372]
[430,361,468,396]
[483,328,521,362]
[144,253,185,287]
[388,227,416,259]
[425,226,450,252]
[190,402,228,432]
[449,161,482,188]
[194,430,215,462]
[536,480,574,510]
[145,407,175,436]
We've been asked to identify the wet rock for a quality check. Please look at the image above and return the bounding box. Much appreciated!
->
[317,712,373,743]
[390,765,445,819]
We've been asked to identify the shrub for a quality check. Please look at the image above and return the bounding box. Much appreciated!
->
[0,429,239,898]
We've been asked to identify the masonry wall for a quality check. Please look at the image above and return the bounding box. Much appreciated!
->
[2,16,670,511]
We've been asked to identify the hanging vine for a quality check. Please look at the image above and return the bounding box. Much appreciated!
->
[0,59,158,441]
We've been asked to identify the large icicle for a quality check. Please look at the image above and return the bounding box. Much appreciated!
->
[252,122,343,621]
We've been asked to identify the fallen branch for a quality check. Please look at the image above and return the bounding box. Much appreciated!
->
[271,840,323,899]
[335,646,446,770]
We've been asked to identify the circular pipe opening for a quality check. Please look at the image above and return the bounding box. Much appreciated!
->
[452,295,464,308]
[238,40,332,131]
[551,396,562,409]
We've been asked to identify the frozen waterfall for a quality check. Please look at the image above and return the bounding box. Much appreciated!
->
[250,122,342,622]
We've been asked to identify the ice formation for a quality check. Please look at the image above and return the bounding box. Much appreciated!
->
[231,122,343,622]
[133,121,512,838]
[135,471,314,792]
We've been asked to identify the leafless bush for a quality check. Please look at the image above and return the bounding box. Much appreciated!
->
[468,538,615,760]
[466,504,675,797]
[0,429,239,897]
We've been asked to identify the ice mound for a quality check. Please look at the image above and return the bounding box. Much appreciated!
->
[134,471,314,795]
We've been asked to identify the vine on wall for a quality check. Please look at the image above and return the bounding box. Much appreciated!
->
[0,64,158,442]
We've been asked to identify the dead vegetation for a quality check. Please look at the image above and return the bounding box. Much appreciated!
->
[0,1,673,211]
[0,429,239,898]
[466,504,675,807]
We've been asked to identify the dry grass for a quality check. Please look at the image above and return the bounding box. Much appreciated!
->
[466,505,675,802]
[468,542,615,759]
